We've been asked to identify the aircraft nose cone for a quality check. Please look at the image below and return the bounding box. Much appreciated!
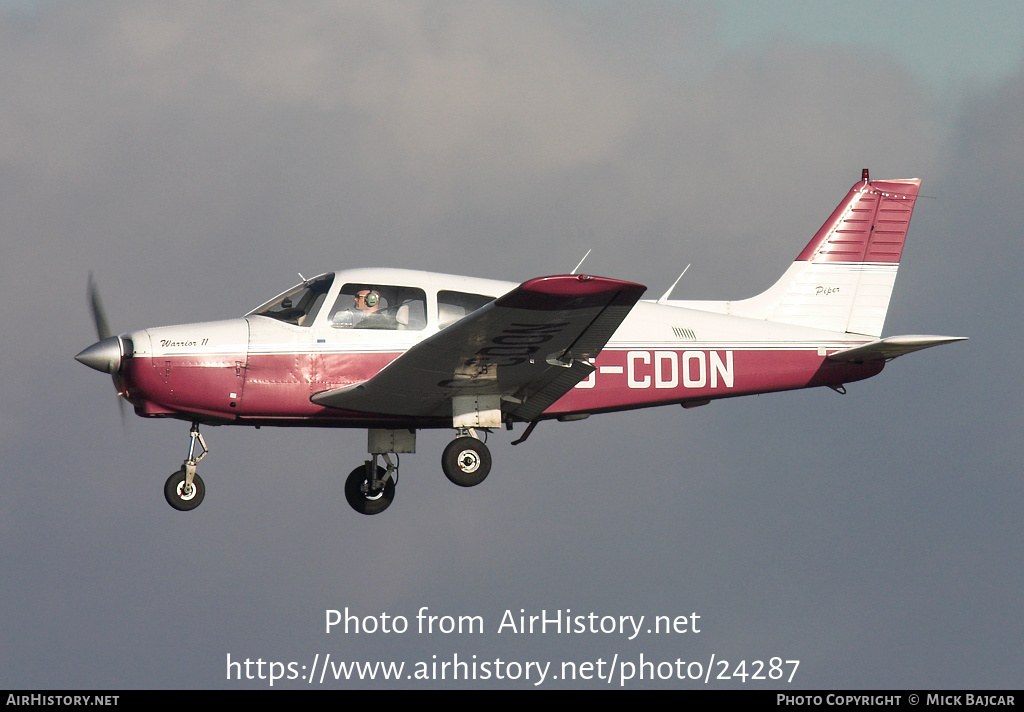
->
[75,336,123,374]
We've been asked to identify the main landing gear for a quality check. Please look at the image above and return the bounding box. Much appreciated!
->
[441,430,491,487]
[164,422,207,511]
[344,454,398,515]
[344,428,493,515]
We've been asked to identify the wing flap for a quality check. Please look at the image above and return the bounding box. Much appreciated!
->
[311,275,646,420]
[827,334,967,362]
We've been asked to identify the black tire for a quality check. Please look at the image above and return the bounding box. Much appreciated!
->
[164,469,205,511]
[442,437,492,487]
[345,465,396,515]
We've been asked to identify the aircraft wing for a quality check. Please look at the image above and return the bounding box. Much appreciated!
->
[311,274,646,421]
[827,334,967,362]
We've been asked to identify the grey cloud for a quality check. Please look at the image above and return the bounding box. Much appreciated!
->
[1,1,1017,689]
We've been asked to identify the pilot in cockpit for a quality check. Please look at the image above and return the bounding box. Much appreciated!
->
[331,288,395,328]
[354,289,380,313]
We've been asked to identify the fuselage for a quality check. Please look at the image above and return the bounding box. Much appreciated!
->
[113,267,883,427]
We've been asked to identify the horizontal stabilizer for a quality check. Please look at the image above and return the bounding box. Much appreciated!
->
[827,335,967,363]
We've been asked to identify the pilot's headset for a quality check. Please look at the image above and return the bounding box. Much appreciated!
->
[363,291,379,308]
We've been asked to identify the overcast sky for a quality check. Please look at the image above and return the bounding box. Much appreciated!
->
[2,1,1021,689]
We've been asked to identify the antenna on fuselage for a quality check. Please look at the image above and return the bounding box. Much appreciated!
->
[570,249,592,275]
[298,272,307,283]
[657,264,691,303]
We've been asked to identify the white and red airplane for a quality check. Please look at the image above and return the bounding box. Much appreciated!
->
[76,170,964,515]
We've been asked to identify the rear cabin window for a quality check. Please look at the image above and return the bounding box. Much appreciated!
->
[328,284,427,330]
[437,291,494,328]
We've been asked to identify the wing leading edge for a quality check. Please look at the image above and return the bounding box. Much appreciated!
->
[311,274,647,422]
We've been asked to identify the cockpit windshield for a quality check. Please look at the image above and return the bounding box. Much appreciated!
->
[248,273,335,326]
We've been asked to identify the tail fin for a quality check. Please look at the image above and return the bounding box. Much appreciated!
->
[722,170,921,337]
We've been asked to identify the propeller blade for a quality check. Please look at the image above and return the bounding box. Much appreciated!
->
[117,392,127,433]
[88,272,111,341]
[82,274,129,433]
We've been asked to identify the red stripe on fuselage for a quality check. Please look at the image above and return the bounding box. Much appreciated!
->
[121,350,406,423]
[240,350,402,417]
[548,347,883,415]
[120,346,882,425]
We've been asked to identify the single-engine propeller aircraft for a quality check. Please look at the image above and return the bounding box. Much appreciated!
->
[77,170,965,515]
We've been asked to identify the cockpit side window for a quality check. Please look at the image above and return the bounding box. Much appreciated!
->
[329,284,427,331]
[437,290,494,328]
[250,274,335,326]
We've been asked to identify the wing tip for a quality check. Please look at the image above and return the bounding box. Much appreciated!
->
[498,274,646,310]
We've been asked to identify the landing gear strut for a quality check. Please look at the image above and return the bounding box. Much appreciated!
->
[165,422,207,511]
[442,430,491,487]
[345,429,413,515]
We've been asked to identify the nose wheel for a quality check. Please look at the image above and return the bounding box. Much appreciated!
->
[165,469,206,511]
[165,422,208,511]
[442,435,491,487]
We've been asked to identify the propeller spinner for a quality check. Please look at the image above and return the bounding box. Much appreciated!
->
[75,335,127,374]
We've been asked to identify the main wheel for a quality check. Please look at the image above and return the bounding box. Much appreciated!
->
[345,465,396,515]
[442,437,492,487]
[164,469,206,511]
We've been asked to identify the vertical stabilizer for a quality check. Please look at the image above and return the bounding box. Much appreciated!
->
[713,170,922,337]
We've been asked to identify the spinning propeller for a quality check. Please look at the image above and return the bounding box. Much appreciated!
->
[75,274,130,426]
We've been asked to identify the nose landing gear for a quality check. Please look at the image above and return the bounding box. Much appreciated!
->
[164,422,208,511]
